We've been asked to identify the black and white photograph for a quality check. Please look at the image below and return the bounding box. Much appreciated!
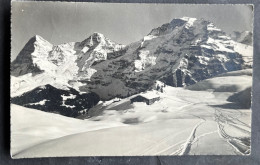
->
[10,2,253,158]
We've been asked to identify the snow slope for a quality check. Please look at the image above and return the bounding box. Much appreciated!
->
[233,42,253,68]
[11,104,126,157]
[11,69,251,158]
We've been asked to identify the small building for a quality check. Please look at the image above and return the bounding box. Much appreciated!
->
[130,93,160,105]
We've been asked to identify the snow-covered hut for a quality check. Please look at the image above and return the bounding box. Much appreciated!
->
[130,92,160,105]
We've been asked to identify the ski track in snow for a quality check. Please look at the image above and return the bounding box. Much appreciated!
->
[214,108,251,155]
[166,88,251,156]
[11,88,251,157]
[178,120,205,155]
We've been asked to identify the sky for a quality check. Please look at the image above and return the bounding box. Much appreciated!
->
[11,2,253,61]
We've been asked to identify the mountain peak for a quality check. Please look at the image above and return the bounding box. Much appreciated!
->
[169,17,197,25]
[30,35,49,43]
[149,17,198,36]
[34,34,44,40]
[78,32,123,49]
[91,32,105,37]
[25,35,53,48]
[180,17,197,29]
[87,32,106,42]
[180,17,197,21]
[80,32,106,46]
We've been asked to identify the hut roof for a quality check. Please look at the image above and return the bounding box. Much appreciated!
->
[139,91,160,100]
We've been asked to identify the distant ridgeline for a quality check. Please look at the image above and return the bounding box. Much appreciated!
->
[11,17,252,117]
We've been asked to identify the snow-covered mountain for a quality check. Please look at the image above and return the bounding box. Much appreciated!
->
[11,32,125,78]
[230,31,253,45]
[11,35,53,77]
[11,17,253,109]
[11,33,125,97]
[83,17,250,99]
